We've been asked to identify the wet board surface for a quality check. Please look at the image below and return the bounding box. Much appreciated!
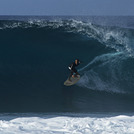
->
[64,75,80,86]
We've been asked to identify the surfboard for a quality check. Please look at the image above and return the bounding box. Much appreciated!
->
[64,75,80,86]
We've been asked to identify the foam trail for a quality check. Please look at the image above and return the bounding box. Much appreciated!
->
[78,52,127,93]
[78,52,123,72]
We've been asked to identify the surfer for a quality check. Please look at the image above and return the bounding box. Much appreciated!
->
[68,59,81,80]
[64,59,81,85]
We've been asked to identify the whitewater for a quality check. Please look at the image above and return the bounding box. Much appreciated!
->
[0,113,133,134]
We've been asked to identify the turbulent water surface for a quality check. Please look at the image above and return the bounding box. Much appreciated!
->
[0,113,134,134]
[0,16,134,113]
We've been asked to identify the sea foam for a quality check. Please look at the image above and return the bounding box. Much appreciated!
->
[0,114,134,134]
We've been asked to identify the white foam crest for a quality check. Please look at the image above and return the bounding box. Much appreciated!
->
[0,115,134,134]
[62,20,133,56]
[3,22,21,29]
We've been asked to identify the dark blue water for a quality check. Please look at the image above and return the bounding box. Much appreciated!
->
[0,16,134,112]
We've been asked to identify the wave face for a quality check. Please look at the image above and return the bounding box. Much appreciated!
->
[0,16,134,112]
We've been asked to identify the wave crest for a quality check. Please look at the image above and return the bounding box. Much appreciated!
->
[0,19,133,56]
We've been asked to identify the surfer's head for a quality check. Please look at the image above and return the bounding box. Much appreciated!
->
[75,59,80,65]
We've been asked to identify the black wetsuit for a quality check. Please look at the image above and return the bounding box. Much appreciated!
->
[68,62,80,77]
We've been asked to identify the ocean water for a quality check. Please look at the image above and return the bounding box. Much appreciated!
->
[0,16,134,133]
[0,113,134,134]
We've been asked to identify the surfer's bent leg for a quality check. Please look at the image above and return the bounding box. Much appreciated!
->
[73,68,79,77]
[70,71,73,77]
[69,68,79,81]
[69,71,74,81]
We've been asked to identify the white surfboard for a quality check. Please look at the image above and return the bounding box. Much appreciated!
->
[64,75,80,86]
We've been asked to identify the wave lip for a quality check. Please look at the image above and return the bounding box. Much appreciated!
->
[0,19,133,56]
